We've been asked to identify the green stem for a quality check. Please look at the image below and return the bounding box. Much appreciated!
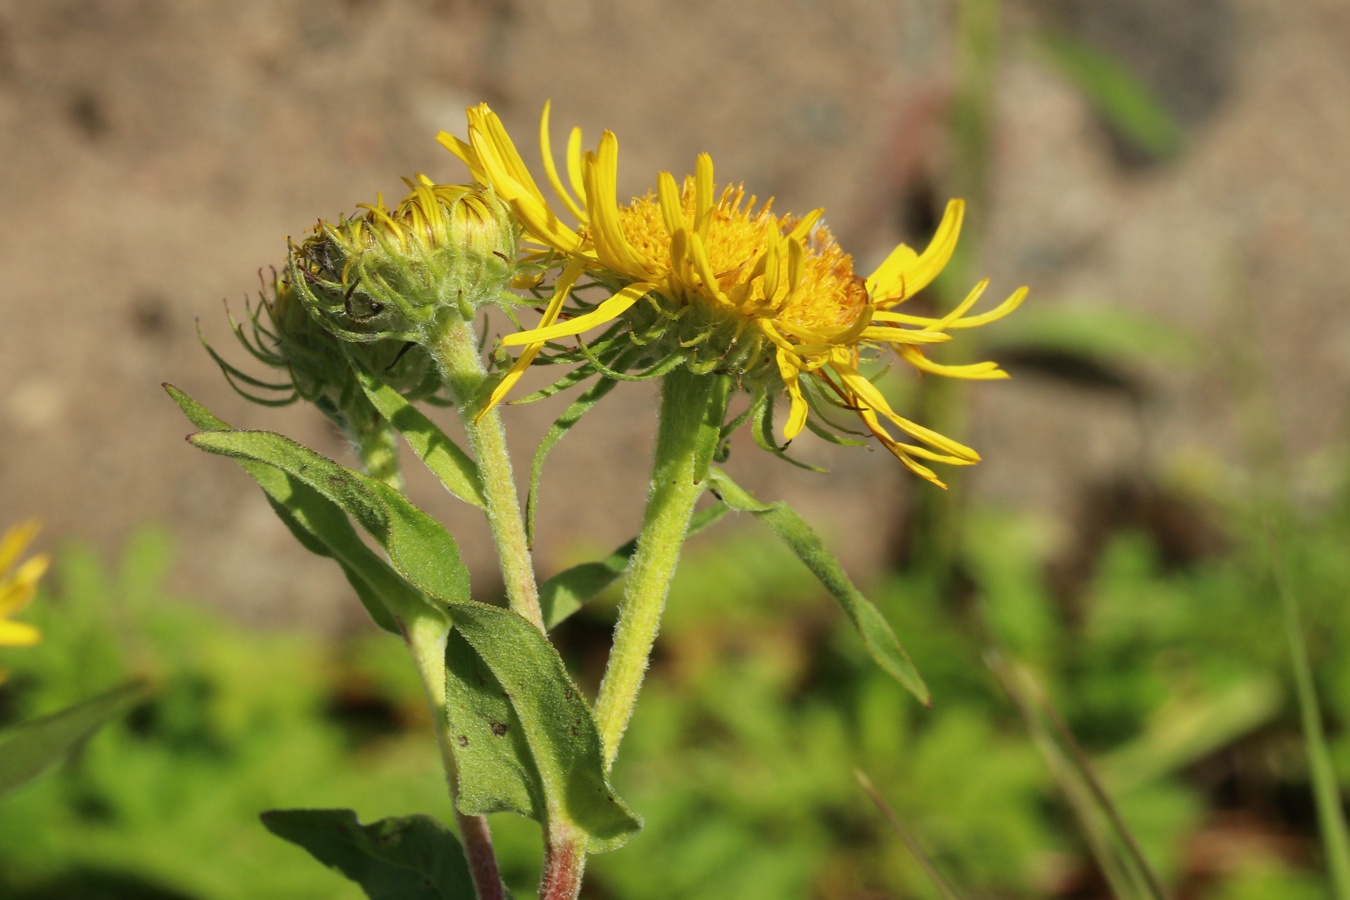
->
[593,367,729,767]
[432,316,544,632]
[405,612,506,900]
[1269,527,1350,897]
[342,398,405,492]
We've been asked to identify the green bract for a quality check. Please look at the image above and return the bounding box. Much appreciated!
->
[290,180,521,344]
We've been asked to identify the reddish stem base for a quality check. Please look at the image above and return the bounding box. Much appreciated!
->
[539,837,585,900]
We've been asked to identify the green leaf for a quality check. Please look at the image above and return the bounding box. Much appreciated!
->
[539,504,732,630]
[988,653,1169,900]
[1269,528,1350,896]
[260,809,476,900]
[443,602,640,852]
[1098,675,1282,793]
[0,681,147,797]
[706,468,930,705]
[346,353,487,510]
[183,419,640,852]
[187,429,470,605]
[165,384,410,633]
[1036,31,1186,160]
[442,629,541,819]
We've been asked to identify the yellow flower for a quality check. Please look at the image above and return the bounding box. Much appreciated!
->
[439,104,1026,486]
[0,521,48,650]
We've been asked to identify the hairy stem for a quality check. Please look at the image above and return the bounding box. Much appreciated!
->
[343,398,405,492]
[593,368,729,767]
[406,613,506,900]
[539,830,587,900]
[432,315,545,632]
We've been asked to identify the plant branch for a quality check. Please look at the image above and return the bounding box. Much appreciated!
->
[432,315,544,632]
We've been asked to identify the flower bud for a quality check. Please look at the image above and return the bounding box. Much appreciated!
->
[290,178,520,345]
[260,271,441,409]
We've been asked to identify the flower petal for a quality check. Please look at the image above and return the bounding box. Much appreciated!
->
[834,363,979,461]
[479,257,590,418]
[0,521,40,576]
[866,199,964,304]
[501,280,652,347]
[0,618,40,647]
[897,345,1009,380]
[776,348,810,442]
[584,134,651,276]
[946,285,1029,329]
[539,101,587,222]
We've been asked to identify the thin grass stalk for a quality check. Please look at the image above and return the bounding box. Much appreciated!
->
[1267,524,1350,895]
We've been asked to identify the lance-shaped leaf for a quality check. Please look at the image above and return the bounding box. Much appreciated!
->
[165,384,413,633]
[186,429,468,604]
[261,809,478,900]
[443,629,540,819]
[435,618,645,854]
[707,468,930,706]
[0,682,147,798]
[185,424,641,852]
[346,352,487,510]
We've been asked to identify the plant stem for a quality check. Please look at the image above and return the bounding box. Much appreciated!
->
[1268,525,1350,897]
[343,398,405,492]
[406,612,506,900]
[539,830,587,900]
[432,315,545,632]
[593,367,729,767]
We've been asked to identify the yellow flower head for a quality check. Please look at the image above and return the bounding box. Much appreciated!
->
[439,104,1026,486]
[0,521,48,651]
[289,178,521,345]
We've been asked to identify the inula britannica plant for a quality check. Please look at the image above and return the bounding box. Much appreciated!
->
[169,101,1026,900]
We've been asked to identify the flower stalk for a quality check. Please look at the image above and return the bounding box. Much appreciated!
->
[431,313,545,633]
[593,366,731,766]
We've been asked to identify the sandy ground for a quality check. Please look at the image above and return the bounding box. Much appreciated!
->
[1,0,1348,628]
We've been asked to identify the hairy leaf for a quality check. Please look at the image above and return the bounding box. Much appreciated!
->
[182,409,639,851]
[166,383,409,633]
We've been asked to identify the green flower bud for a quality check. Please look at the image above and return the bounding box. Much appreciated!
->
[212,269,445,488]
[289,178,520,345]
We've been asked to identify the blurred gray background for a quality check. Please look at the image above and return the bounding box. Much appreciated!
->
[1,0,1346,627]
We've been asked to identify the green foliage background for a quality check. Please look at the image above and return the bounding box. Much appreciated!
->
[4,476,1350,898]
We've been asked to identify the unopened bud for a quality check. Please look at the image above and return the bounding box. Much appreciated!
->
[290,178,520,344]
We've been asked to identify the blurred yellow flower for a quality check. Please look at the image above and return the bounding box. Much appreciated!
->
[0,520,47,651]
[440,104,1025,486]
